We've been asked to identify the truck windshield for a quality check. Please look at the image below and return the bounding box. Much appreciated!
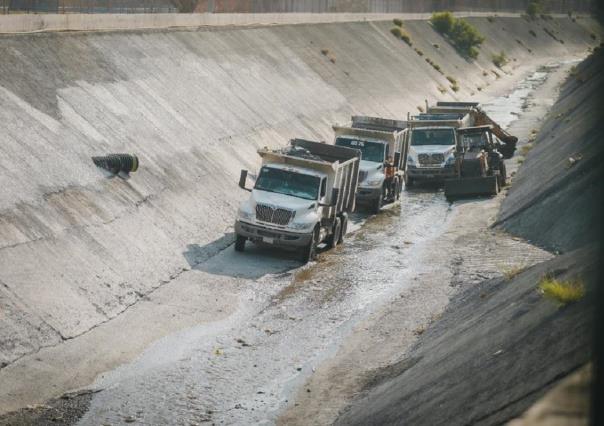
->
[461,132,488,151]
[335,138,385,163]
[411,129,455,146]
[254,167,320,200]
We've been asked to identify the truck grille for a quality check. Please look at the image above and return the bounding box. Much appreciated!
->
[418,153,445,165]
[359,170,368,182]
[255,204,295,225]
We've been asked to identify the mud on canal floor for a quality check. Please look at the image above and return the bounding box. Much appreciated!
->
[0,58,580,426]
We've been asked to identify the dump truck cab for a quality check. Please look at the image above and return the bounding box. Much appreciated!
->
[333,116,408,213]
[235,139,360,262]
[406,116,464,186]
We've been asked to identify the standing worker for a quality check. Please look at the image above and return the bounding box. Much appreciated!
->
[384,155,396,199]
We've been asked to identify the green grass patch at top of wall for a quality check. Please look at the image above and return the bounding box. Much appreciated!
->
[430,12,485,59]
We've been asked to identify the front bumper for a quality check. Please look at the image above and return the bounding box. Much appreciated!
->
[407,166,456,181]
[235,220,312,248]
[355,186,382,203]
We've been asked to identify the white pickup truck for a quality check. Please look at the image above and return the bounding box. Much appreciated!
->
[235,139,360,263]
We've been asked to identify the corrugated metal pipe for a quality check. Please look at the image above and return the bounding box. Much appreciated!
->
[92,154,139,174]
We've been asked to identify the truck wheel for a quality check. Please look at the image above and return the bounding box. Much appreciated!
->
[338,214,348,244]
[301,227,319,263]
[405,175,414,189]
[235,234,246,252]
[372,188,384,214]
[327,218,341,249]
[395,178,402,201]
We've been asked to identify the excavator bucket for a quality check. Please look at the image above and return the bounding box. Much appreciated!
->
[444,175,498,200]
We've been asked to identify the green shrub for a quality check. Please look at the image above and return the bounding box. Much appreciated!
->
[492,51,508,68]
[431,12,455,34]
[430,12,484,59]
[450,19,485,57]
[390,27,412,45]
[414,47,424,56]
[527,0,543,18]
[450,83,460,92]
[446,75,457,84]
[390,27,403,38]
[487,16,495,23]
[393,18,403,27]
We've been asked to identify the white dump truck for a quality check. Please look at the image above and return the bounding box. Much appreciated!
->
[405,111,472,186]
[333,116,409,213]
[235,139,360,263]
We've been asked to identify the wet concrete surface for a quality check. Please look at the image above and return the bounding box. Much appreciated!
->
[60,61,571,425]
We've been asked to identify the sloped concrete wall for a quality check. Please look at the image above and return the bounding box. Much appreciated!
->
[0,16,600,367]
[498,49,603,253]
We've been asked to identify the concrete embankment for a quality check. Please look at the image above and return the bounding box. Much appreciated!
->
[335,47,603,426]
[0,14,599,381]
[498,48,603,253]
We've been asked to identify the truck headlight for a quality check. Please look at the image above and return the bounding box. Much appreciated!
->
[238,209,254,220]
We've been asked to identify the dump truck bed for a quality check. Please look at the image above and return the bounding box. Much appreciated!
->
[351,115,408,132]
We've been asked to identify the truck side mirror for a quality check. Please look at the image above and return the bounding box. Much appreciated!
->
[239,169,251,192]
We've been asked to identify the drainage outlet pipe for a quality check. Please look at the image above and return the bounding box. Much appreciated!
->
[92,154,139,174]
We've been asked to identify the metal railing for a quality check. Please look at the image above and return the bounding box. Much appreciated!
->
[0,0,594,15]
[1,0,177,13]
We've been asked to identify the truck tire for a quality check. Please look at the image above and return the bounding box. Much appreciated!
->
[372,188,384,214]
[327,218,341,249]
[498,162,507,187]
[395,178,402,200]
[301,227,319,263]
[338,214,348,244]
[235,234,246,252]
[405,175,414,189]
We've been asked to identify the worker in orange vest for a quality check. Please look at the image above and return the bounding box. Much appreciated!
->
[384,155,396,199]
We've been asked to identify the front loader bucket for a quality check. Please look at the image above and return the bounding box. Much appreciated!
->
[445,176,498,200]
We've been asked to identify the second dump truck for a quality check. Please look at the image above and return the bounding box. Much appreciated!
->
[334,116,409,213]
[235,139,360,263]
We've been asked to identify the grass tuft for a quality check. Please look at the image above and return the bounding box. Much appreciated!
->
[520,143,533,156]
[529,29,537,37]
[414,47,424,56]
[446,75,457,84]
[502,265,527,280]
[539,276,585,305]
[393,18,403,27]
[320,48,329,56]
[390,27,412,45]
[492,51,508,68]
